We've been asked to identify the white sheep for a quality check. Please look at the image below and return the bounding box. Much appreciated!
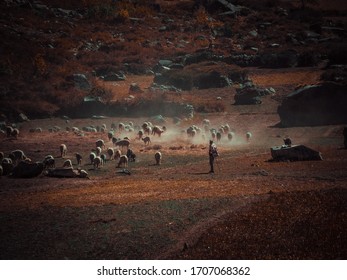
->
[89,152,96,164]
[9,150,26,163]
[96,146,102,156]
[43,155,55,169]
[107,148,114,160]
[93,156,103,169]
[246,131,252,142]
[114,149,121,160]
[62,159,73,168]
[95,139,105,149]
[117,155,128,168]
[60,144,67,158]
[155,151,162,165]
[152,126,164,137]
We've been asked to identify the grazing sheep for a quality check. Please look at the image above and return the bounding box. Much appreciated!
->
[155,151,162,165]
[100,154,107,165]
[144,126,152,135]
[152,126,164,137]
[60,144,67,157]
[93,156,103,169]
[11,128,19,138]
[95,139,105,149]
[43,155,55,169]
[246,131,252,142]
[89,152,96,164]
[107,148,114,160]
[142,136,151,145]
[75,153,82,165]
[137,130,144,140]
[96,146,102,156]
[117,155,128,168]
[216,132,222,142]
[114,149,121,160]
[5,126,13,137]
[8,150,26,163]
[107,131,114,141]
[62,159,73,168]
[112,136,120,146]
[115,139,130,149]
[1,158,14,175]
[126,149,136,162]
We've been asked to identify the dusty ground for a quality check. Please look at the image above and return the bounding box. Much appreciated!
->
[0,67,346,259]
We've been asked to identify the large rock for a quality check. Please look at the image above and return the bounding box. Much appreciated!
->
[234,83,270,105]
[259,49,299,68]
[271,145,323,161]
[11,161,44,178]
[66,74,91,90]
[278,82,347,126]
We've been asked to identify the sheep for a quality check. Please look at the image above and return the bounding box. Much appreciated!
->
[137,130,144,140]
[117,155,128,168]
[112,136,120,146]
[283,137,292,146]
[144,126,152,135]
[11,128,19,138]
[107,148,114,160]
[246,132,252,142]
[216,132,222,142]
[95,146,102,156]
[0,151,4,161]
[142,136,151,145]
[93,156,103,169]
[5,126,13,137]
[152,126,164,137]
[43,155,55,169]
[0,165,3,177]
[154,151,162,165]
[62,159,73,168]
[118,122,125,132]
[75,153,82,165]
[95,139,105,149]
[8,149,26,164]
[114,149,121,160]
[89,152,96,164]
[115,139,130,150]
[126,148,136,162]
[60,144,67,158]
[107,131,114,141]
[100,154,107,165]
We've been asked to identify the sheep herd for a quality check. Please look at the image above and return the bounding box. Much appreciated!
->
[0,119,254,178]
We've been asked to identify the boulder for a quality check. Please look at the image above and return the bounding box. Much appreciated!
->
[259,49,299,68]
[271,145,323,161]
[278,82,347,126]
[234,83,269,105]
[66,74,91,90]
[11,161,44,178]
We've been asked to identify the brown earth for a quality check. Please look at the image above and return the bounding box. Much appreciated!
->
[0,67,346,260]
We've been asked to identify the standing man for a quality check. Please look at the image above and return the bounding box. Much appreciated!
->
[208,140,219,173]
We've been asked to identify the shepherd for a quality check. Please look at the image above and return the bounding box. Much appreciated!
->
[208,140,219,173]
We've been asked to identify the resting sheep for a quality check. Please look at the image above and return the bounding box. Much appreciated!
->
[117,155,128,168]
[155,151,162,165]
[60,144,67,158]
